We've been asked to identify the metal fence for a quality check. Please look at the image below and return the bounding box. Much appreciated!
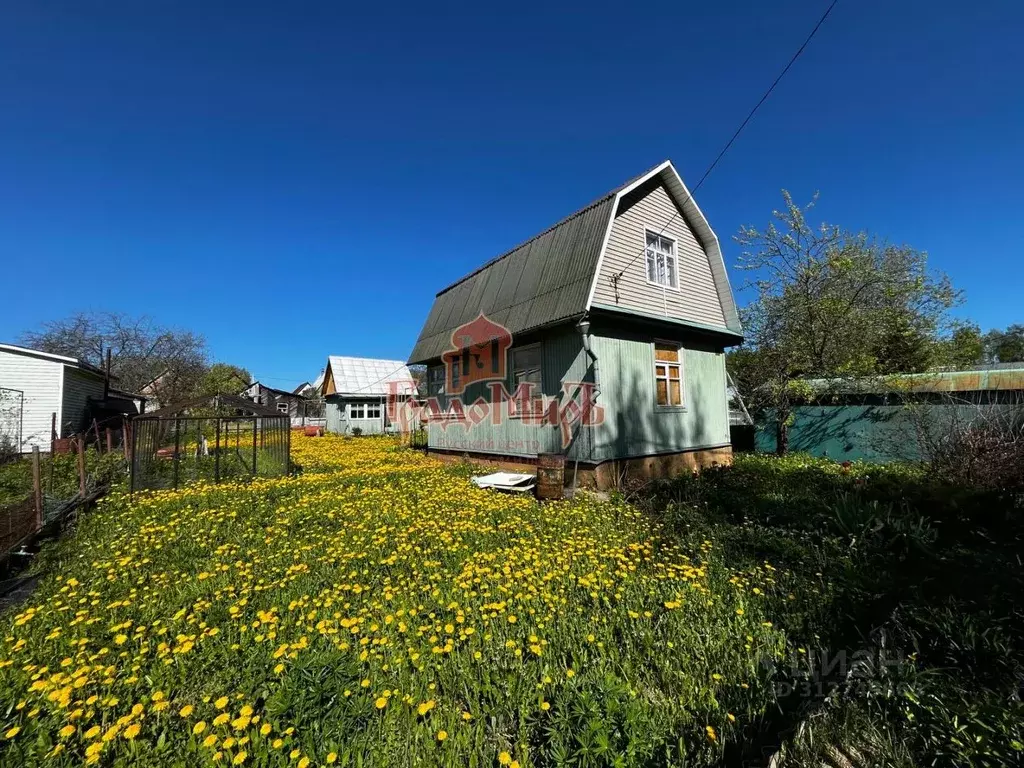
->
[1,439,121,563]
[131,414,290,491]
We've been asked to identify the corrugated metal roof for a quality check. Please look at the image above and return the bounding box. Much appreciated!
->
[408,195,616,363]
[326,356,417,396]
[805,364,1024,394]
[408,161,742,364]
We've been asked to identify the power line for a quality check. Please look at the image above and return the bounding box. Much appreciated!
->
[612,0,840,284]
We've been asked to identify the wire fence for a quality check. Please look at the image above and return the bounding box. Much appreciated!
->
[0,434,125,563]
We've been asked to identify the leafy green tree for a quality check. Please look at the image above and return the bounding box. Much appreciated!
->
[985,324,1024,363]
[198,363,251,397]
[933,322,985,369]
[734,192,962,452]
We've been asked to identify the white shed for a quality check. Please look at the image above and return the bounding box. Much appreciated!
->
[0,344,109,452]
[322,356,417,435]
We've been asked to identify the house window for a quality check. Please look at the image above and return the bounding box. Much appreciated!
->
[427,366,445,397]
[366,403,381,420]
[509,344,544,417]
[350,403,365,419]
[654,343,683,407]
[450,356,461,390]
[645,231,677,289]
[276,402,289,414]
[510,344,542,390]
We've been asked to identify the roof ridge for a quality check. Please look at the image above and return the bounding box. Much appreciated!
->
[434,160,670,298]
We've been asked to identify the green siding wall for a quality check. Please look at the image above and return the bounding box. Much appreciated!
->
[425,321,731,462]
[588,326,730,462]
[426,325,591,459]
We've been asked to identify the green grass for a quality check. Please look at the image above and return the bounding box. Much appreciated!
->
[629,453,1024,767]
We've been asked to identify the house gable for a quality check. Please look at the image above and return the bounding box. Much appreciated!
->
[588,163,740,334]
[409,161,740,366]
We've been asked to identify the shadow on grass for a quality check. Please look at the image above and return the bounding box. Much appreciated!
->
[627,455,1024,767]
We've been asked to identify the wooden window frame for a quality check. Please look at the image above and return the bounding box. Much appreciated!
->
[349,403,365,419]
[653,341,685,410]
[507,343,545,419]
[644,229,679,290]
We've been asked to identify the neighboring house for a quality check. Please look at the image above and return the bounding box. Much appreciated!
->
[138,370,170,411]
[293,369,325,398]
[754,364,1024,462]
[408,160,743,488]
[241,381,308,418]
[0,343,141,451]
[322,357,417,435]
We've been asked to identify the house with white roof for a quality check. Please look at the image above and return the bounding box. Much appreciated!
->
[321,356,417,435]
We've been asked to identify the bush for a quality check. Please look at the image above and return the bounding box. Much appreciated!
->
[927,409,1024,492]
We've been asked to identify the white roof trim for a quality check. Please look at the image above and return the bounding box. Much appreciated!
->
[0,342,108,375]
[0,343,80,365]
[583,161,742,334]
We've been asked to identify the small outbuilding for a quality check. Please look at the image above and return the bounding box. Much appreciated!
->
[0,343,142,452]
[322,356,417,435]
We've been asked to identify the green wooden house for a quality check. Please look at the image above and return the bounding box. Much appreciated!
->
[407,161,742,488]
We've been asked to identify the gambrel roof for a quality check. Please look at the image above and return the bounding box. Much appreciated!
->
[408,161,740,364]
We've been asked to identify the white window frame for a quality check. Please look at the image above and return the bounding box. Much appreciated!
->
[365,402,382,420]
[644,229,679,290]
[349,403,365,419]
[276,401,289,414]
[653,340,685,409]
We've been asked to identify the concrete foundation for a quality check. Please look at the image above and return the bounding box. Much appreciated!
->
[426,445,733,490]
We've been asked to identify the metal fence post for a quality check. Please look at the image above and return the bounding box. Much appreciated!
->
[76,437,86,498]
[215,418,221,483]
[173,418,181,489]
[31,446,42,531]
[252,419,258,478]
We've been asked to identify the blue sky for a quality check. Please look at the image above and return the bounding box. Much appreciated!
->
[1,1,1021,388]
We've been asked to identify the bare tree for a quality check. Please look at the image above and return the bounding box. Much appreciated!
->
[21,311,208,404]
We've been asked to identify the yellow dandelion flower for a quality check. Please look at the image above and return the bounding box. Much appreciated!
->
[436,730,448,741]
[375,697,388,710]
[180,705,194,718]
[193,721,207,735]
[499,751,513,765]
[233,752,247,765]
[4,726,20,739]
[123,723,141,740]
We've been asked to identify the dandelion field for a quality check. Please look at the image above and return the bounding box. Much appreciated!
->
[0,435,789,767]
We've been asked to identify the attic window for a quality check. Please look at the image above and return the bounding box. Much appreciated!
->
[645,231,677,289]
[276,402,289,414]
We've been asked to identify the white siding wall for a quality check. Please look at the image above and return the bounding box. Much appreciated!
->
[593,182,728,328]
[0,350,64,451]
[61,367,106,437]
